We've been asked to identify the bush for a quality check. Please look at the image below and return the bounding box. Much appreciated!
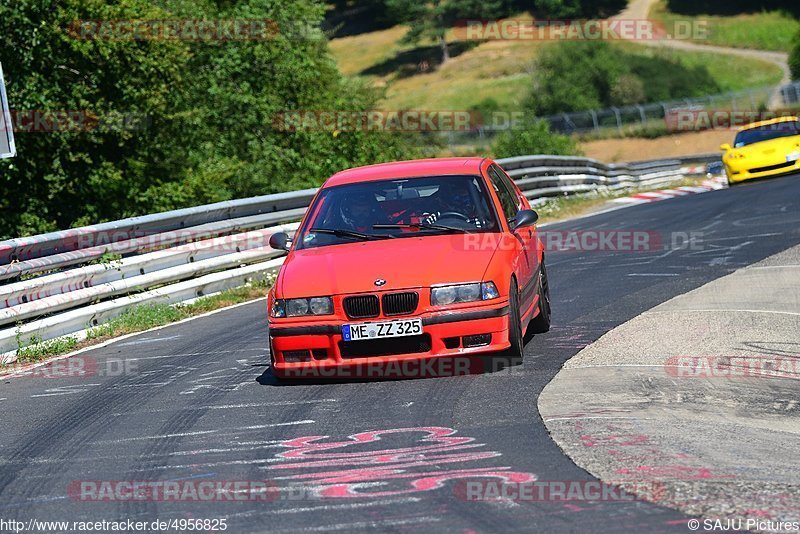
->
[531,0,627,18]
[526,41,721,116]
[791,30,800,80]
[491,118,580,159]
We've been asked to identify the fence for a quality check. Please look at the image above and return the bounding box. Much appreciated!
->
[447,80,800,145]
[0,153,720,361]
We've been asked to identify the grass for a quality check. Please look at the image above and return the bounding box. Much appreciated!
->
[649,1,800,52]
[15,335,80,363]
[614,42,783,92]
[536,175,715,224]
[3,277,275,368]
[329,21,784,116]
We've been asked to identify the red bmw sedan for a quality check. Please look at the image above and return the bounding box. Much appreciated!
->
[267,157,551,379]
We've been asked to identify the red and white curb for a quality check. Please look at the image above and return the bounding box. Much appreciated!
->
[613,176,727,205]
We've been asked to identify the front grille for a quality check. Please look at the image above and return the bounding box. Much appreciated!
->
[749,160,795,174]
[382,292,419,316]
[339,334,432,358]
[283,350,311,362]
[343,295,379,319]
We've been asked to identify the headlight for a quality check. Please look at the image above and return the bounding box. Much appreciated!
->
[270,299,286,318]
[287,299,310,317]
[309,297,334,315]
[431,282,500,306]
[271,297,333,317]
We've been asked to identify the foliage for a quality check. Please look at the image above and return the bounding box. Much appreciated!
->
[491,118,579,159]
[384,0,514,63]
[526,41,720,115]
[0,0,419,239]
[531,0,627,18]
[791,30,800,80]
[651,0,799,52]
[665,0,800,18]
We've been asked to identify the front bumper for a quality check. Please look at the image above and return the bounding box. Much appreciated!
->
[268,302,511,379]
[726,157,800,183]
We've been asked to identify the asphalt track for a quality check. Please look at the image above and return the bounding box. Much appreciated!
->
[1,173,799,533]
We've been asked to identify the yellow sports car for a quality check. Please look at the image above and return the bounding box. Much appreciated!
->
[720,116,800,185]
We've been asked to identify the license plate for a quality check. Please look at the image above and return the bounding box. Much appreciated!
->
[342,319,422,342]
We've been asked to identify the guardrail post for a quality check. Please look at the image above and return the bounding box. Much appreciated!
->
[636,105,646,127]
[611,107,622,133]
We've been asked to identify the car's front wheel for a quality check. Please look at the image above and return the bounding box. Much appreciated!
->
[504,279,524,362]
[526,262,551,338]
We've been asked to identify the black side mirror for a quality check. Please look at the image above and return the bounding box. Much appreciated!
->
[512,209,539,231]
[269,232,292,251]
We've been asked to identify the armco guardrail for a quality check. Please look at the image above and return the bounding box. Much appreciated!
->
[0,154,721,361]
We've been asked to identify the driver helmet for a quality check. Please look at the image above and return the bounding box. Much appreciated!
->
[340,191,377,229]
[441,180,473,212]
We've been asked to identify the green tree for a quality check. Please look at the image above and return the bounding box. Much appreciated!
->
[526,41,627,115]
[491,118,579,158]
[526,41,720,115]
[531,0,627,18]
[0,0,189,237]
[385,0,514,64]
[0,0,419,239]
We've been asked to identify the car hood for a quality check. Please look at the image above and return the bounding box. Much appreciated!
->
[277,234,503,297]
[730,135,800,160]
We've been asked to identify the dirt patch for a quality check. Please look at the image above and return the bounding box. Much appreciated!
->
[580,130,732,162]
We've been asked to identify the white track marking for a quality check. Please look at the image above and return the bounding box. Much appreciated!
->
[543,416,654,422]
[302,517,442,532]
[123,349,267,362]
[93,420,314,444]
[127,458,286,472]
[93,430,219,444]
[116,335,182,346]
[30,384,102,398]
[646,308,800,317]
[110,399,336,416]
[222,498,422,520]
[168,442,284,456]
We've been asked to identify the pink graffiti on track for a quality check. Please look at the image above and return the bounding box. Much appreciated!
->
[266,426,537,498]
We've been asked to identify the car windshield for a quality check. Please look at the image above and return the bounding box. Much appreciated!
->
[733,120,800,147]
[297,175,500,249]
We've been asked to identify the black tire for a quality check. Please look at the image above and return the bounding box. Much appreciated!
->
[526,261,551,337]
[504,279,524,361]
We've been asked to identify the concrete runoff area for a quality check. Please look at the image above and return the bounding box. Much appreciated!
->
[539,244,800,525]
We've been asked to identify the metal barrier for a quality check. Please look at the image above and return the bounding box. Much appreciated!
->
[0,153,720,360]
[447,81,800,143]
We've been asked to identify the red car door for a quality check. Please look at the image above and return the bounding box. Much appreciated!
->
[485,164,536,313]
